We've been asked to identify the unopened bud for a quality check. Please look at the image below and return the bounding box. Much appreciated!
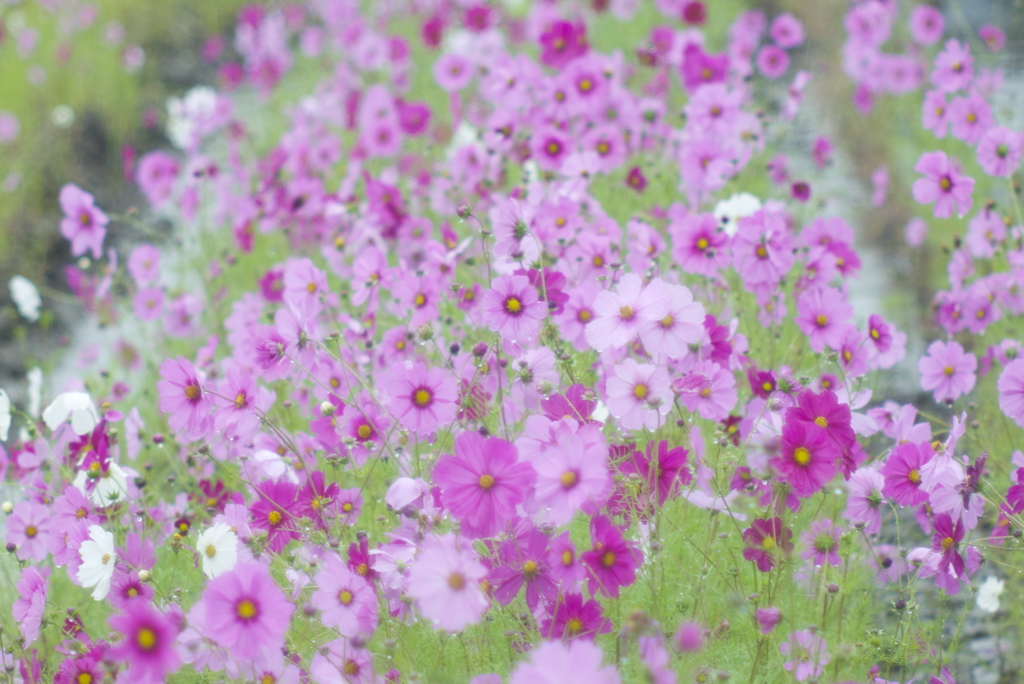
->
[320,401,336,417]
[1,502,12,514]
[138,570,152,583]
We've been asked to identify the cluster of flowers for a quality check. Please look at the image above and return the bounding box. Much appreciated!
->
[4,0,1024,682]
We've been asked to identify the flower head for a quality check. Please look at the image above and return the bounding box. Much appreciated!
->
[107,603,182,684]
[200,562,295,660]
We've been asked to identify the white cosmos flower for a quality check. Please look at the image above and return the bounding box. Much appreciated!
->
[195,523,238,578]
[713,192,763,237]
[0,389,10,441]
[42,392,99,435]
[977,576,1005,614]
[9,276,41,322]
[77,525,116,600]
[72,462,129,507]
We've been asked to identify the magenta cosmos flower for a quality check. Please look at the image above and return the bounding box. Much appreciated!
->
[931,513,966,578]
[742,518,794,572]
[199,562,295,660]
[59,184,109,259]
[433,431,535,539]
[407,535,489,632]
[880,441,932,506]
[383,361,458,433]
[540,592,612,641]
[918,340,976,403]
[772,422,838,498]
[998,359,1024,428]
[157,356,213,441]
[480,274,545,342]
[581,514,643,598]
[510,639,620,684]
[107,603,182,684]
[912,151,974,219]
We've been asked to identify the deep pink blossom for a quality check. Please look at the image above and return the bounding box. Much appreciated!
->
[200,562,294,660]
[107,603,182,684]
[157,356,213,441]
[742,518,794,572]
[919,340,976,403]
[581,515,642,598]
[912,151,974,219]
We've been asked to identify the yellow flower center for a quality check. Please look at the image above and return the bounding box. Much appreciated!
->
[561,550,574,566]
[237,599,258,619]
[357,563,369,576]
[619,305,635,320]
[127,587,138,597]
[577,309,592,323]
[593,255,605,267]
[523,560,539,578]
[479,474,495,490]
[793,447,811,466]
[700,387,711,398]
[344,660,359,676]
[267,510,283,526]
[659,314,674,329]
[567,617,583,633]
[306,282,317,293]
[136,627,157,650]
[357,424,372,440]
[601,550,616,568]
[505,297,523,314]
[77,675,93,684]
[205,544,217,558]
[413,389,432,407]
[234,393,246,408]
[815,314,828,327]
[633,383,649,400]
[448,572,466,590]
[339,590,354,606]
[943,366,955,376]
[25,525,37,538]
[342,502,353,512]
[814,416,828,428]
[697,237,709,250]
[76,508,88,519]
[939,177,952,191]
[756,245,768,259]
[908,469,921,484]
[941,536,954,551]
[870,328,880,340]
[560,471,577,489]
[184,384,201,401]
[414,293,426,307]
[763,537,775,550]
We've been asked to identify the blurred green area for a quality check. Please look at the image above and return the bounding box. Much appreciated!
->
[0,0,250,289]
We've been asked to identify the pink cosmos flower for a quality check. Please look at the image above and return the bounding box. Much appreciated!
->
[525,422,612,526]
[757,45,789,79]
[6,501,53,562]
[880,441,932,506]
[976,126,1024,178]
[157,356,213,441]
[979,25,1006,52]
[59,184,108,259]
[581,514,642,598]
[998,359,1024,428]
[912,151,974,219]
[383,361,458,433]
[636,278,705,359]
[127,244,161,284]
[677,360,738,421]
[481,275,545,342]
[846,466,886,534]
[510,640,619,684]
[312,554,378,638]
[200,562,295,660]
[743,518,794,572]
[795,286,854,353]
[931,39,973,93]
[670,211,729,277]
[585,273,650,351]
[732,210,794,288]
[772,422,838,497]
[13,567,48,645]
[433,431,535,539]
[922,90,949,138]
[108,603,182,683]
[606,359,672,431]
[407,535,489,632]
[214,360,274,442]
[309,640,375,683]
[909,5,944,46]
[918,340,977,403]
[771,12,805,47]
[800,518,842,567]
[780,630,830,681]
[618,440,693,508]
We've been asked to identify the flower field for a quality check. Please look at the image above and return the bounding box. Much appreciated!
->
[2,1,1024,682]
